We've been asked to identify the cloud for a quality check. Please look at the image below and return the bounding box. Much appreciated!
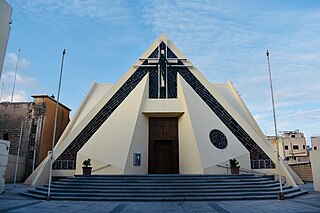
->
[10,0,130,26]
[2,71,37,87]
[1,53,36,102]
[0,88,28,102]
[3,52,31,70]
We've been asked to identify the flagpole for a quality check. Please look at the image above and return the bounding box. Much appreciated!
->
[266,50,284,200]
[47,49,66,200]
[11,49,20,103]
[13,121,24,187]
[0,82,4,102]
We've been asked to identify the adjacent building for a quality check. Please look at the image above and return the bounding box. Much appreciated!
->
[0,0,12,80]
[0,95,71,181]
[27,34,301,187]
[281,130,308,164]
[311,136,320,151]
[267,130,309,165]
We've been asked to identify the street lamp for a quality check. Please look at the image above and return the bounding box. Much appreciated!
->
[266,50,284,200]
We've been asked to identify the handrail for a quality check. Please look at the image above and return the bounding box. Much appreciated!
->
[217,164,286,184]
[92,164,111,172]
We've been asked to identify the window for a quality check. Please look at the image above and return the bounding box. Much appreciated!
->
[314,146,318,151]
[209,129,228,149]
[291,135,295,138]
[285,157,289,161]
[293,145,299,150]
[285,145,288,150]
[303,145,305,149]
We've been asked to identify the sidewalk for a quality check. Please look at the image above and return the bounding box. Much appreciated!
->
[0,183,319,213]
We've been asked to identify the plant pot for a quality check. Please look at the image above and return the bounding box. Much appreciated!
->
[82,167,92,175]
[230,166,240,174]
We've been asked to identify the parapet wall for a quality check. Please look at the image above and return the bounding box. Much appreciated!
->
[290,162,313,182]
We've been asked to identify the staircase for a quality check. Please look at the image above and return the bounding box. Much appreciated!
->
[20,174,308,201]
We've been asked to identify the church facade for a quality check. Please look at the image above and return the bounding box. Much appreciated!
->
[26,34,302,187]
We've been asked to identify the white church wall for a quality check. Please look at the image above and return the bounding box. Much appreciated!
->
[177,78,204,174]
[178,112,204,174]
[204,153,251,174]
[76,75,148,174]
[179,75,250,172]
[186,65,276,165]
[123,77,150,174]
[142,99,183,115]
[76,153,123,175]
[123,113,149,174]
[211,83,252,130]
[72,83,113,130]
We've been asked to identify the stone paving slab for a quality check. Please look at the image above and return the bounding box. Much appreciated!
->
[0,183,319,213]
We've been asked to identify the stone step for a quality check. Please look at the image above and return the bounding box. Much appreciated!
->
[73,174,255,178]
[49,180,277,187]
[59,177,271,183]
[35,185,292,193]
[45,182,281,190]
[69,175,260,181]
[284,190,309,199]
[20,192,280,201]
[20,174,308,201]
[25,187,300,198]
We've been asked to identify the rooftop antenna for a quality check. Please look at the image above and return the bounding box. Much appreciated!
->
[11,49,21,102]
[266,50,284,200]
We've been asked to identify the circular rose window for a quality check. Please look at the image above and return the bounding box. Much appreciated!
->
[209,129,228,149]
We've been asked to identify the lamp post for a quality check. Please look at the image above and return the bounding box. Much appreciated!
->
[266,50,284,200]
[47,49,66,200]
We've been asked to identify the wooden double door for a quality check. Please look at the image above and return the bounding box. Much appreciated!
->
[148,117,179,174]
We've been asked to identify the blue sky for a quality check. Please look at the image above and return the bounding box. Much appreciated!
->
[1,0,320,144]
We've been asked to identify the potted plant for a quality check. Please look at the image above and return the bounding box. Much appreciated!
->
[229,158,240,174]
[82,159,92,175]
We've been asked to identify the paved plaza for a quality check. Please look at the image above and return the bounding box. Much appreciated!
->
[0,183,319,213]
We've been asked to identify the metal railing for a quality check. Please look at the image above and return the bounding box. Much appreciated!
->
[217,164,286,184]
[92,164,111,173]
[251,159,274,169]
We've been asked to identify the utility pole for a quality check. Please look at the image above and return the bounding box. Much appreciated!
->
[47,49,66,200]
[266,50,284,200]
[11,49,20,103]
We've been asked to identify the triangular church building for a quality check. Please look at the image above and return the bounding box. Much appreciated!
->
[27,34,302,187]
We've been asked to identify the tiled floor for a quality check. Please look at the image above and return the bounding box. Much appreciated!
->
[1,183,319,213]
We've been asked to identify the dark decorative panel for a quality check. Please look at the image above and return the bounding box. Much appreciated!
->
[177,67,275,169]
[160,42,166,53]
[148,43,177,99]
[167,68,177,98]
[167,47,177,58]
[148,48,158,58]
[160,87,166,99]
[209,129,228,149]
[149,68,158,98]
[53,67,149,170]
